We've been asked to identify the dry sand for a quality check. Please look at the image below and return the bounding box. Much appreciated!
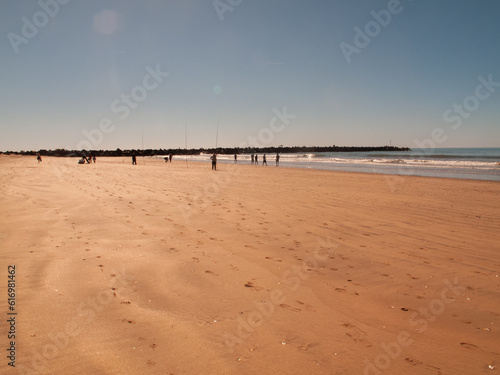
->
[1,155,499,375]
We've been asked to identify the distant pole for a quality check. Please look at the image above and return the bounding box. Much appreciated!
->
[185,124,188,169]
[215,113,220,149]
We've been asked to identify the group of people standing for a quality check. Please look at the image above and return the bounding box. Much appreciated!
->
[250,153,279,166]
[125,152,280,171]
[212,152,280,170]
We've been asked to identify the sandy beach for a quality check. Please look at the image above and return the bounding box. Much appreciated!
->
[1,155,499,375]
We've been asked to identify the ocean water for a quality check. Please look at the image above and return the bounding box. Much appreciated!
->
[170,148,500,181]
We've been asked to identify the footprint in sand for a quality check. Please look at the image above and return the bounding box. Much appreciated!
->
[297,343,317,351]
[205,270,219,276]
[122,319,135,324]
[279,303,302,312]
[406,357,424,366]
[460,342,479,350]
[405,358,442,374]
[244,281,263,291]
[343,322,372,347]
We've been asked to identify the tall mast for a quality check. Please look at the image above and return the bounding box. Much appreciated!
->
[185,124,188,168]
[215,113,220,149]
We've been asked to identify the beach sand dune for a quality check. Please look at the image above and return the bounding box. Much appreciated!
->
[1,155,499,374]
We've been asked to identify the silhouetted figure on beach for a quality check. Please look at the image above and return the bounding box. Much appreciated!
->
[255,155,258,165]
[164,157,169,163]
[36,155,42,163]
[132,155,137,165]
[92,155,96,163]
[262,154,267,166]
[276,153,280,166]
[234,154,237,164]
[169,154,173,163]
[211,153,217,170]
[251,154,254,164]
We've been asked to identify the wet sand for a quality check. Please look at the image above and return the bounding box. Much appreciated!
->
[1,155,499,374]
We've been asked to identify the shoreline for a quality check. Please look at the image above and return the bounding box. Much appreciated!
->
[3,153,500,183]
[6,149,499,181]
[157,154,500,182]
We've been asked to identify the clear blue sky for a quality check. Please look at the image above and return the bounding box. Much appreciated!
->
[1,0,499,151]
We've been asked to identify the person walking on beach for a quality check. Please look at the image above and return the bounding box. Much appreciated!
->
[92,155,96,163]
[262,154,267,166]
[251,153,254,165]
[255,155,258,165]
[169,154,173,163]
[132,155,137,165]
[276,153,280,166]
[36,155,42,163]
[211,153,217,170]
[234,154,237,164]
